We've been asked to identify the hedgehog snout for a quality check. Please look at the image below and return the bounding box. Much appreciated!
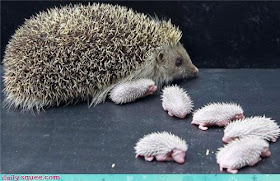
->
[188,66,199,77]
[171,149,186,164]
[177,113,187,119]
[222,136,235,143]
[174,110,187,119]
[193,67,199,75]
[261,148,271,157]
[222,136,230,143]
[191,119,198,125]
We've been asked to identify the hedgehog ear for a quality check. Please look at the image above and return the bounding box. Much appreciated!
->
[157,53,164,62]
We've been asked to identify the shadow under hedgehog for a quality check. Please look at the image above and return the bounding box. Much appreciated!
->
[3,3,198,111]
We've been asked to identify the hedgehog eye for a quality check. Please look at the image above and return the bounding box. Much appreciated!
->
[175,58,183,67]
[159,53,164,60]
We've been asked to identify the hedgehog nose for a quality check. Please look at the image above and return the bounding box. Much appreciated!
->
[193,67,199,75]
[178,113,187,119]
[222,137,229,143]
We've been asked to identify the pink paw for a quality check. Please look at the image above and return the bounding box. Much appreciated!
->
[198,124,208,131]
[144,156,154,161]
[227,168,238,174]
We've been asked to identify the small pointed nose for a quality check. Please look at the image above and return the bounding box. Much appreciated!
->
[222,137,228,143]
[177,113,187,119]
[194,67,199,75]
[222,136,230,143]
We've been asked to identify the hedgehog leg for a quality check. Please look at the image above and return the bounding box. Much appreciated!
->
[155,154,173,162]
[219,165,223,172]
[144,156,154,161]
[227,168,238,174]
[271,138,277,142]
[198,123,208,131]
[249,157,261,166]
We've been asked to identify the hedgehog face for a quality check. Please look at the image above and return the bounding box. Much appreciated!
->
[171,148,186,164]
[224,124,243,142]
[158,43,198,80]
[223,130,239,143]
[172,106,188,119]
[261,147,271,157]
[222,135,237,143]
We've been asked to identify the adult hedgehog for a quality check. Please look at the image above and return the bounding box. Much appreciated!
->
[3,3,198,111]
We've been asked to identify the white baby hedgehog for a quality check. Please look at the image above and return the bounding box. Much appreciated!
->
[135,132,188,164]
[192,102,244,130]
[223,116,280,143]
[161,85,193,119]
[216,136,271,174]
[109,79,157,104]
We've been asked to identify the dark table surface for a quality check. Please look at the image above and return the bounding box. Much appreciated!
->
[1,68,280,174]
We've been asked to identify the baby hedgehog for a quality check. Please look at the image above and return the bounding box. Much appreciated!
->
[161,85,193,119]
[135,132,188,164]
[216,136,271,174]
[109,79,157,104]
[3,3,198,111]
[192,102,244,130]
[223,116,280,143]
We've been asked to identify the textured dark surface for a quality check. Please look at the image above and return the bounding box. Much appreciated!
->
[1,1,280,68]
[1,67,280,174]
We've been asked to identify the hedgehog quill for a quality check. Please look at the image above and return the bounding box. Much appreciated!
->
[3,3,198,111]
